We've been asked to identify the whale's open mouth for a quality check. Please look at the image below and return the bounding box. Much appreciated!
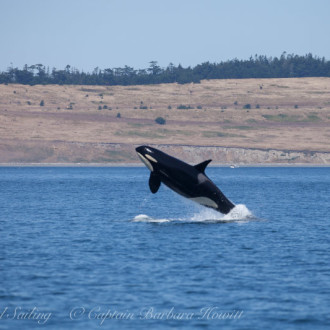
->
[137,152,153,171]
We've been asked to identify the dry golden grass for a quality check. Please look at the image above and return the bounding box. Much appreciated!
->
[0,77,329,162]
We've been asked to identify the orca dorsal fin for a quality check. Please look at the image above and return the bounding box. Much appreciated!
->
[149,172,161,194]
[194,159,212,173]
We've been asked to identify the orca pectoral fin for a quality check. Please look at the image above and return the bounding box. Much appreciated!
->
[194,159,212,173]
[149,172,161,194]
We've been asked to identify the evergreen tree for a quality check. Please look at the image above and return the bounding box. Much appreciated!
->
[1,53,329,86]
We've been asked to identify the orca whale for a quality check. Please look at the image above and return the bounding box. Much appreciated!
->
[136,145,235,214]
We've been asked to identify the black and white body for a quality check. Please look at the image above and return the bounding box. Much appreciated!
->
[136,145,235,214]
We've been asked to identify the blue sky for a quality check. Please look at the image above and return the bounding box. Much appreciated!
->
[1,0,329,71]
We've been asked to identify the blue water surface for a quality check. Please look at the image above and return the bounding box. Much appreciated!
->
[0,167,329,329]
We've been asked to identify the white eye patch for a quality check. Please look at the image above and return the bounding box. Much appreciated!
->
[145,154,158,163]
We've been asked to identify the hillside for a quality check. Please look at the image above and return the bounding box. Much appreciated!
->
[0,77,329,164]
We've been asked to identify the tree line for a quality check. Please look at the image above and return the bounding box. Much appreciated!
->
[1,53,329,86]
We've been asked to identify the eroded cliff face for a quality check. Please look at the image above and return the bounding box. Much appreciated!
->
[1,140,329,165]
[149,144,330,165]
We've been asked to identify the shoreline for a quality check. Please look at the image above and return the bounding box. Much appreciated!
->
[0,163,329,168]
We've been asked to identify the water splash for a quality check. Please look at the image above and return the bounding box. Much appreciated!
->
[223,204,253,221]
[190,204,253,222]
[133,204,253,223]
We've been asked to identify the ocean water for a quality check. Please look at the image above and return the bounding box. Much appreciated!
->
[0,166,329,329]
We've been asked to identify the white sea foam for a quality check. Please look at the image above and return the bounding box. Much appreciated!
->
[133,214,170,223]
[133,204,253,223]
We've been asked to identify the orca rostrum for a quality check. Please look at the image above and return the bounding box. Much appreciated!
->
[136,145,235,214]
